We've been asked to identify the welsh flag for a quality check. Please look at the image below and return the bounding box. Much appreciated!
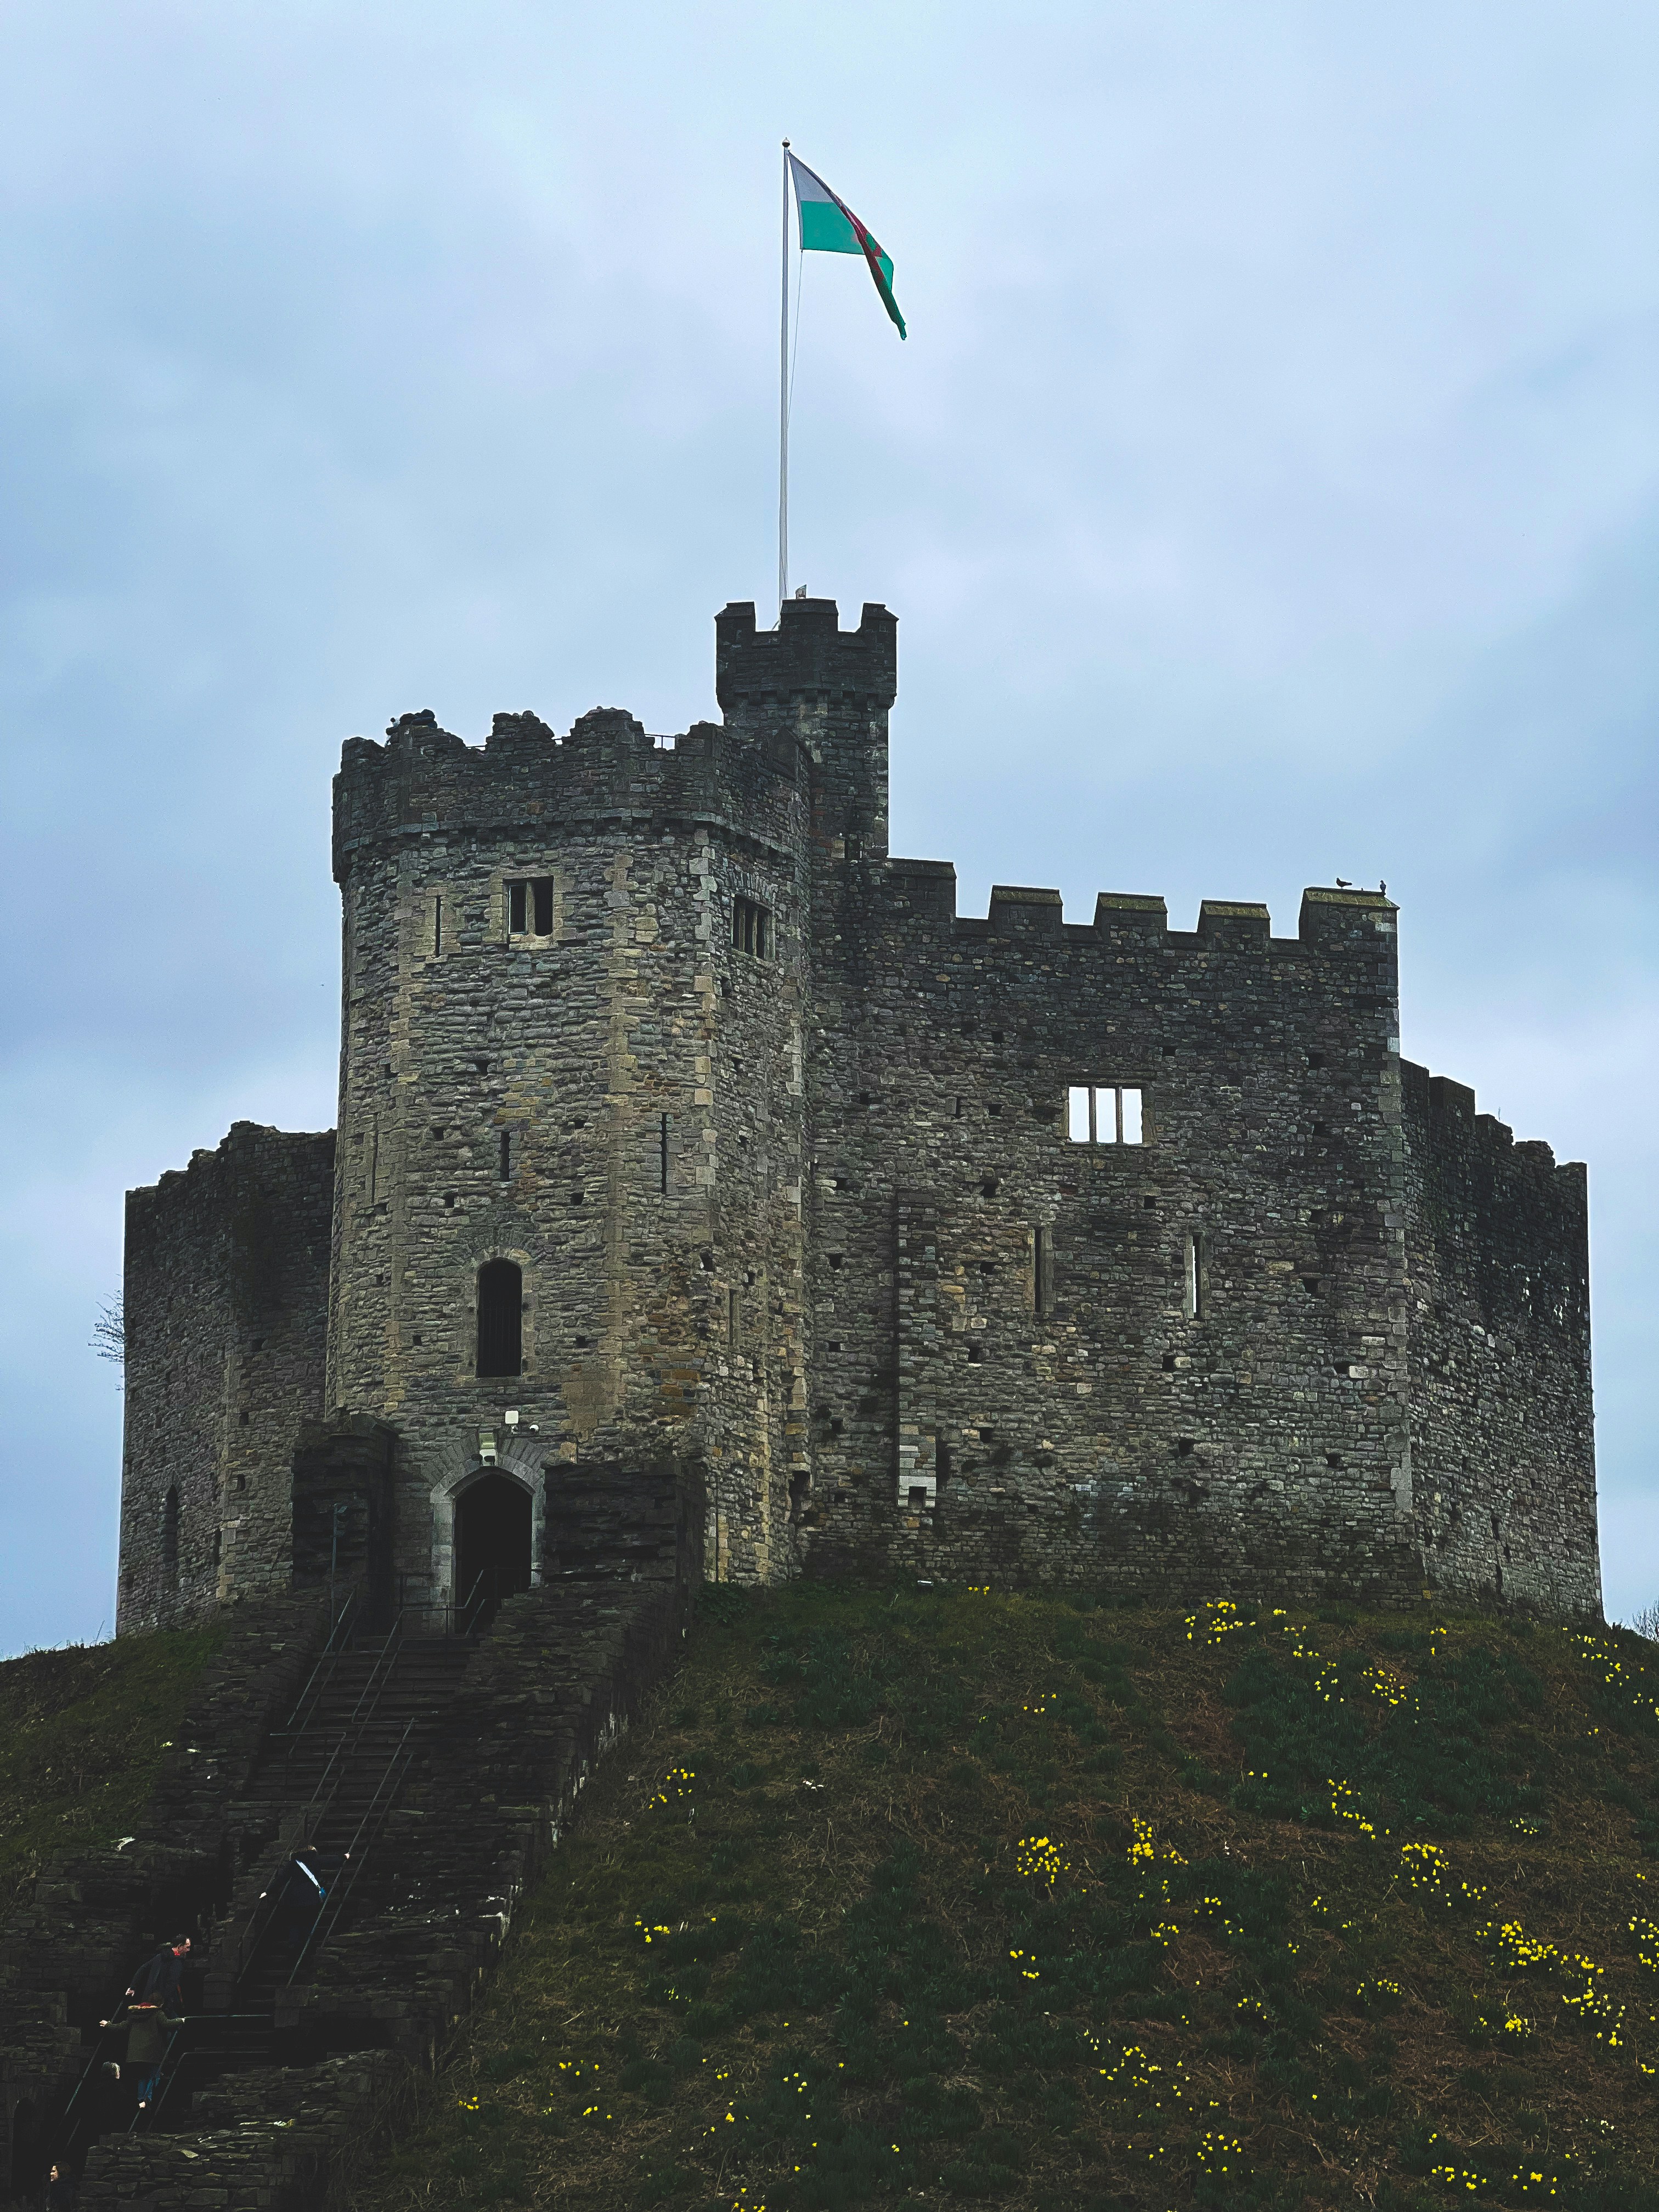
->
[787,152,906,338]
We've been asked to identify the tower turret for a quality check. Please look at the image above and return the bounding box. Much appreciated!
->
[716,597,895,863]
[323,602,891,1601]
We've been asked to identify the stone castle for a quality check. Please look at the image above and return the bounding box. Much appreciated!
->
[116,597,1601,1632]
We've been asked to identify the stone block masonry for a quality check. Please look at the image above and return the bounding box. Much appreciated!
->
[807,876,1421,1601]
[119,1124,333,1633]
[114,594,1600,1620]
[1402,1061,1598,1614]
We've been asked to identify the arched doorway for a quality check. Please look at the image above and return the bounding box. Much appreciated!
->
[453,1472,532,1631]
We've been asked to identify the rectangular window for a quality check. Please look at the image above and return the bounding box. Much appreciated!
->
[1067,1084,1144,1145]
[507,878,554,937]
[731,895,772,960]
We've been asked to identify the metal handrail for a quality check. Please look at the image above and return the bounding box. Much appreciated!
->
[393,1567,517,1639]
[47,2016,128,2171]
[286,1717,417,1985]
[285,1611,404,1814]
[42,1585,477,2179]
[129,2013,271,2133]
[224,1610,409,1991]
[280,1584,362,1740]
[454,1568,491,1637]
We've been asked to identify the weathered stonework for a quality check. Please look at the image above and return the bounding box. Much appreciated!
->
[119,1124,332,1631]
[116,596,1601,1620]
[1401,1061,1595,1614]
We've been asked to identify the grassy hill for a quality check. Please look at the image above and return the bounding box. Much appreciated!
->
[0,1623,222,1918]
[356,1584,1659,2212]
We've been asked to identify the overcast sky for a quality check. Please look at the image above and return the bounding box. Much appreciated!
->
[2,2,1654,1651]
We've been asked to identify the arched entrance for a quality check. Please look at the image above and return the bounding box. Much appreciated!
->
[453,1472,533,1631]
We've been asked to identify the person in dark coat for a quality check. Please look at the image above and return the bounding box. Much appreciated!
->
[270,1847,329,1963]
[46,2162,76,2209]
[125,1934,190,2007]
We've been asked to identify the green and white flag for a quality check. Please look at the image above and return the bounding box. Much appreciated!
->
[786,152,906,338]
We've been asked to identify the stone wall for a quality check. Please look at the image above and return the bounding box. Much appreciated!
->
[323,600,897,1604]
[1401,1060,1599,1615]
[802,872,1423,1602]
[119,1126,333,1632]
[112,595,1599,1624]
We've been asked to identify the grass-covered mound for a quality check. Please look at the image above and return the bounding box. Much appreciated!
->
[362,1587,1659,2212]
[0,1623,221,1916]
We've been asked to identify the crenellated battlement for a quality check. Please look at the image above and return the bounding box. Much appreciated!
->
[330,596,896,885]
[1400,1058,1583,1188]
[715,596,897,713]
[870,861,1397,967]
[331,703,814,882]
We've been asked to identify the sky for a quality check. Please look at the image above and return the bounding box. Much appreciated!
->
[1,2,1654,1651]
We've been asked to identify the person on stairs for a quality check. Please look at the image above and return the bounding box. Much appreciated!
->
[123,1933,191,2008]
[99,1990,185,2117]
[123,1993,185,2115]
[270,1846,329,1966]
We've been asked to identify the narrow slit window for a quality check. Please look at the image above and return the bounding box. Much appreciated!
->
[1184,1232,1204,1321]
[508,880,527,934]
[731,895,772,960]
[1066,1084,1145,1146]
[1034,1224,1051,1317]
[728,1285,742,1348]
[477,1259,523,1377]
[499,1130,512,1181]
[659,1114,670,1194]
[433,894,443,955]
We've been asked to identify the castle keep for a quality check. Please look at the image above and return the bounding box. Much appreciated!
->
[117,597,1601,1630]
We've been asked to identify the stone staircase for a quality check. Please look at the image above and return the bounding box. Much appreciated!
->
[2,1457,699,2211]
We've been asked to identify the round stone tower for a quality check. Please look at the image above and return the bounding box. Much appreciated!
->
[324,598,896,1603]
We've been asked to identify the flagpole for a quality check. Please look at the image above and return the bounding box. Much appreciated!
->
[778,139,791,617]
